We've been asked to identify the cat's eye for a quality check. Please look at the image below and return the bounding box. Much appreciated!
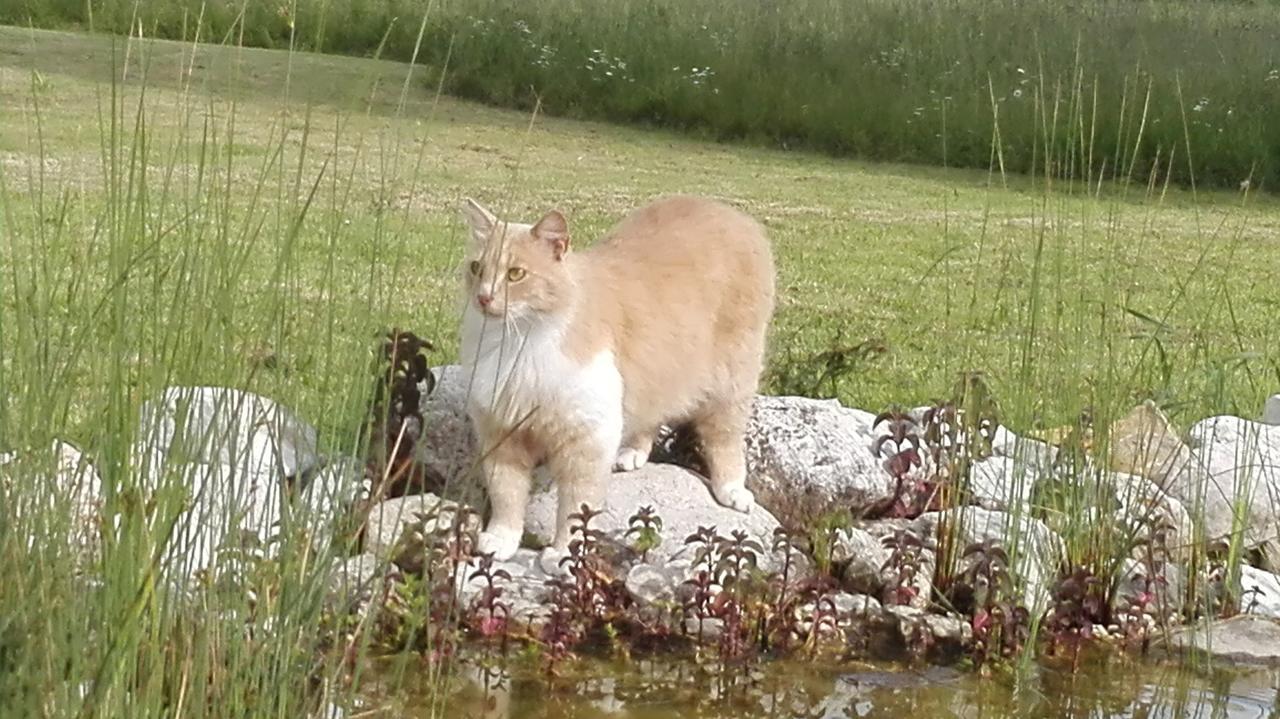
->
[506,267,527,282]
[468,260,481,276]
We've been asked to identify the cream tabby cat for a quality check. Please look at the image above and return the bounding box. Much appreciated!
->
[458,195,775,569]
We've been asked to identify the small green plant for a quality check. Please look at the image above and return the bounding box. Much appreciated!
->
[625,505,663,562]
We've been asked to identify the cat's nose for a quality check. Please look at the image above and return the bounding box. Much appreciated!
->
[476,293,494,309]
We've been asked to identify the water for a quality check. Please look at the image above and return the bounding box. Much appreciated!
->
[351,651,1279,719]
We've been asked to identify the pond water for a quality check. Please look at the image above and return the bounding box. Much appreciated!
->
[353,651,1279,719]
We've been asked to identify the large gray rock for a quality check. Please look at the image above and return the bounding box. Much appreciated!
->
[136,387,320,481]
[150,461,285,584]
[743,396,903,527]
[1188,415,1280,550]
[526,463,788,573]
[412,375,909,526]
[147,456,363,586]
[1240,565,1280,619]
[0,440,104,561]
[1162,615,1280,666]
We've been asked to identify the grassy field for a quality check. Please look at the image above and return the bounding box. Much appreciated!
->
[6,0,1280,189]
[0,23,1279,717]
[1,25,1278,435]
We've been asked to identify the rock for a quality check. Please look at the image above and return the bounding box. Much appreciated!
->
[293,456,370,542]
[1161,615,1280,666]
[0,440,104,561]
[1108,471,1194,562]
[1262,395,1280,426]
[1110,558,1185,619]
[1240,565,1280,619]
[1188,415,1280,550]
[525,463,790,574]
[682,616,725,641]
[136,387,320,481]
[413,366,480,488]
[457,549,552,628]
[844,521,934,610]
[912,507,1064,612]
[884,605,971,645]
[363,494,482,573]
[152,461,286,584]
[743,396,903,527]
[1107,401,1202,497]
[625,562,691,607]
[832,527,892,595]
[325,553,393,613]
[989,426,1058,469]
[965,455,1041,511]
[831,591,882,619]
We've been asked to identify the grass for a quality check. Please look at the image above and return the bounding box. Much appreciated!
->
[0,19,1278,718]
[6,0,1280,190]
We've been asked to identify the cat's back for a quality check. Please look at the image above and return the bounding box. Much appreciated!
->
[593,195,770,264]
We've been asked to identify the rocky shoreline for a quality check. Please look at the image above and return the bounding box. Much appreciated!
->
[4,365,1280,669]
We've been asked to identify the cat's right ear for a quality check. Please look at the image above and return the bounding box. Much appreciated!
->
[460,198,496,245]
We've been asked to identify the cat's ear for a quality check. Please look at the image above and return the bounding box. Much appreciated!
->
[532,210,570,260]
[460,198,496,245]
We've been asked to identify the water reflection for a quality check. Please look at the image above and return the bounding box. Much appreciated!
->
[358,652,1279,719]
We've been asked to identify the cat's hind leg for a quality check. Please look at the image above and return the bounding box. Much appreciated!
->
[613,428,657,472]
[692,398,755,513]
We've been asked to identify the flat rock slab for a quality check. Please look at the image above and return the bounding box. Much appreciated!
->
[526,463,787,572]
[1161,615,1280,667]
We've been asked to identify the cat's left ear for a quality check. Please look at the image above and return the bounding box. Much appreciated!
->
[532,210,570,260]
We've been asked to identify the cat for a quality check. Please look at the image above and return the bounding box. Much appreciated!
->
[457,195,775,569]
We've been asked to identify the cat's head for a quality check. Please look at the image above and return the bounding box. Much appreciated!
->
[458,198,574,321]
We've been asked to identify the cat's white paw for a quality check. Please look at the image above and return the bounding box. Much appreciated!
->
[476,529,521,560]
[713,483,755,514]
[613,446,650,472]
[538,546,571,575]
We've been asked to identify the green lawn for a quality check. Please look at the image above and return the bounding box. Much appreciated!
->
[1,25,1277,452]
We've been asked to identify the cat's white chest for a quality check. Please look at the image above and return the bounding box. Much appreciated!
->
[460,311,623,451]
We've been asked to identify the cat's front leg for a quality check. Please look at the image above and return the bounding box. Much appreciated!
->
[538,437,612,574]
[476,451,533,561]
